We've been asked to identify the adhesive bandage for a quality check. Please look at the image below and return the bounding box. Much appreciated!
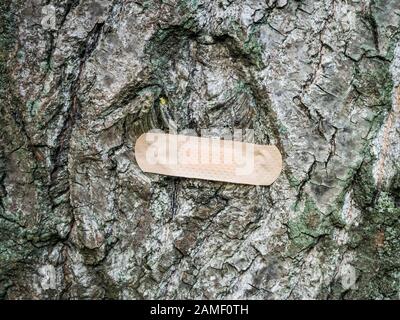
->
[135,132,282,186]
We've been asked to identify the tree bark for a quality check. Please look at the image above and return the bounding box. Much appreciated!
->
[0,0,399,299]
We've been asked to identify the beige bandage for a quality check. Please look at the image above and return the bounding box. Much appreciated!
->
[135,132,282,186]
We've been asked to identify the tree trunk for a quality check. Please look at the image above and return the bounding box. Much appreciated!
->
[0,0,399,299]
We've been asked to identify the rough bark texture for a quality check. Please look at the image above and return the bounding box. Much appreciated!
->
[0,0,399,299]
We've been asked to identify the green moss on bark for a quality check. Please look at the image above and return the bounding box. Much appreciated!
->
[346,138,400,299]
[287,197,333,255]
